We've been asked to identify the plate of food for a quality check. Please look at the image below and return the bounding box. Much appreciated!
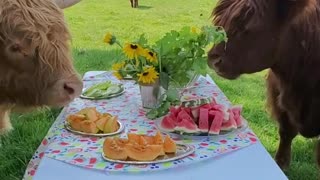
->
[101,131,195,164]
[156,95,248,137]
[80,81,125,100]
[65,107,124,137]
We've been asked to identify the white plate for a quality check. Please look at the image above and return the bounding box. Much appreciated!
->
[80,83,125,100]
[101,144,195,165]
[64,121,125,137]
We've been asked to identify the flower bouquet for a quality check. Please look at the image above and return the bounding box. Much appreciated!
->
[103,25,227,115]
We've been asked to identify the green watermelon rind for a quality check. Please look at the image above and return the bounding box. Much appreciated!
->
[180,96,213,108]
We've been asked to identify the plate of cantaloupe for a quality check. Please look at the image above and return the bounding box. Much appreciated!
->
[102,131,195,164]
[65,107,124,137]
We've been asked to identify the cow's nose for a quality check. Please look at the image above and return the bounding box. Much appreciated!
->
[208,49,222,66]
[62,80,83,99]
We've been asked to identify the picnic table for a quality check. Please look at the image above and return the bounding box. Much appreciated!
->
[23,71,288,180]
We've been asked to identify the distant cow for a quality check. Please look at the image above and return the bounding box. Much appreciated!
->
[130,0,139,8]
[0,0,83,134]
[207,0,320,170]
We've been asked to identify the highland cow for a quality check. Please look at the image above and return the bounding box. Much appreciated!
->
[207,0,320,170]
[0,0,83,134]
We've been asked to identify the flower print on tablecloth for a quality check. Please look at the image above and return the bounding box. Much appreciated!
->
[23,71,258,179]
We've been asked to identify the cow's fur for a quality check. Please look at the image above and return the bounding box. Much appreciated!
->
[0,0,83,134]
[130,0,139,8]
[207,0,320,170]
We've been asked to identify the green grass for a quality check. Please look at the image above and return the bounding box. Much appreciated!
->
[0,0,318,179]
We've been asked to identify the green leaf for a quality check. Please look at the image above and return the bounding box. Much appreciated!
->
[136,33,148,46]
[165,88,179,102]
[160,71,169,90]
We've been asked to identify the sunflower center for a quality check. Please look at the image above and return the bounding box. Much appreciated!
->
[148,52,154,56]
[130,44,138,49]
[142,72,149,76]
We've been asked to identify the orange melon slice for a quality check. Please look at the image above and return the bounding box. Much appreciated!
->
[103,138,127,160]
[67,114,85,131]
[80,120,99,133]
[103,116,118,133]
[153,131,163,144]
[77,107,99,121]
[141,135,154,145]
[125,144,163,161]
[95,117,108,131]
[127,133,141,144]
[163,135,177,153]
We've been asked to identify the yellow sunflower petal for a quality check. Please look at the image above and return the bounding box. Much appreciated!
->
[143,49,157,63]
[123,43,144,59]
[137,67,159,84]
[104,32,114,45]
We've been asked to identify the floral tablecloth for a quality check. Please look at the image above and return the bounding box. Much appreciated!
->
[23,71,258,180]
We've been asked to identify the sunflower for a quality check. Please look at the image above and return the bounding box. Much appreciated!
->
[111,62,125,80]
[123,43,144,59]
[137,66,159,84]
[143,49,157,63]
[103,32,116,45]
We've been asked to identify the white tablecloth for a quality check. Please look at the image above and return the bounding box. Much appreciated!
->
[34,142,287,180]
[29,71,288,180]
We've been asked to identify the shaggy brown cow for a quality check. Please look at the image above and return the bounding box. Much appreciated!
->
[207,0,320,170]
[130,0,139,8]
[0,0,83,134]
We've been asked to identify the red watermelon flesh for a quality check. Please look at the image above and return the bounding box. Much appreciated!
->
[231,105,243,127]
[221,110,237,131]
[161,116,176,132]
[177,109,193,121]
[169,106,181,118]
[212,104,230,122]
[209,111,224,135]
[175,118,199,133]
[199,107,209,133]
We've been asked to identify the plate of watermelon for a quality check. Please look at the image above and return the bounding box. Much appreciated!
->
[157,97,248,137]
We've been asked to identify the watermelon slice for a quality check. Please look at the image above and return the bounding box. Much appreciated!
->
[209,111,224,135]
[169,106,181,118]
[161,116,176,132]
[199,107,209,133]
[177,109,193,121]
[175,118,199,134]
[231,105,243,127]
[212,104,230,122]
[221,110,237,131]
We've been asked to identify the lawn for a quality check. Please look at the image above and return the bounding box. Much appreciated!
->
[0,0,317,179]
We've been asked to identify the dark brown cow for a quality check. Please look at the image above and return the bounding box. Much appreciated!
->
[130,0,139,8]
[0,0,83,134]
[207,0,320,170]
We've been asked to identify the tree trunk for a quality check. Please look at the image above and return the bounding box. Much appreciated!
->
[54,0,82,9]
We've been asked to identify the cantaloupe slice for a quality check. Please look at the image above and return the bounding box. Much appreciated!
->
[153,131,164,144]
[103,116,118,133]
[125,144,163,161]
[141,135,154,145]
[95,117,108,131]
[67,114,85,131]
[114,137,129,148]
[77,107,99,121]
[102,113,112,118]
[80,120,99,133]
[163,135,177,153]
[103,138,127,160]
[127,133,141,144]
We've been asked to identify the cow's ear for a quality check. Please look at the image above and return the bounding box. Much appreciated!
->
[279,0,317,23]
